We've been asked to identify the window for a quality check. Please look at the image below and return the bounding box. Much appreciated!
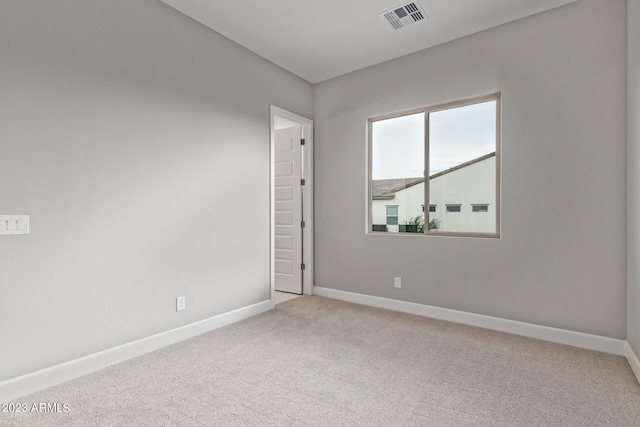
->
[369,93,500,237]
[472,204,489,213]
[386,206,398,225]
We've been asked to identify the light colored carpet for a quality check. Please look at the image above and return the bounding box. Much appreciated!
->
[3,296,640,426]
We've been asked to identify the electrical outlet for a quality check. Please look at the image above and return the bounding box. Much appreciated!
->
[0,215,29,235]
[394,277,402,288]
[176,296,186,312]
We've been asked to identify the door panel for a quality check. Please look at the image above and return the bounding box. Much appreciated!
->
[274,126,302,294]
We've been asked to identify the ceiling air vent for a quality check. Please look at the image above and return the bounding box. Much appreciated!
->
[381,2,426,30]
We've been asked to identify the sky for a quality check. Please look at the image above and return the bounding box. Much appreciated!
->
[371,100,496,180]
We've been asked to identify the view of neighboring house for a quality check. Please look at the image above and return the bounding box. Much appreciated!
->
[372,152,496,234]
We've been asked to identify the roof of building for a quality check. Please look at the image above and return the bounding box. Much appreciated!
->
[372,177,424,199]
[372,152,495,200]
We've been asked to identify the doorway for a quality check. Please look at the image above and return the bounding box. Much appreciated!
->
[270,106,313,300]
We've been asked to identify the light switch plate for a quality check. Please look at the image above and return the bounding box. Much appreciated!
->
[0,215,29,235]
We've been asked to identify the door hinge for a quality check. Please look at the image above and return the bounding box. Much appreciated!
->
[301,263,306,271]
[301,221,306,228]
[301,179,306,186]
[301,138,306,146]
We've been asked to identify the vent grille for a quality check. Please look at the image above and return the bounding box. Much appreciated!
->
[381,2,427,30]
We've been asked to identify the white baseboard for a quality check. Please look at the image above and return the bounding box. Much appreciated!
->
[313,287,627,356]
[0,300,273,403]
[626,342,640,384]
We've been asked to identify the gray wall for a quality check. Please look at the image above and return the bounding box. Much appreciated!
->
[313,0,628,338]
[0,0,312,381]
[629,0,640,355]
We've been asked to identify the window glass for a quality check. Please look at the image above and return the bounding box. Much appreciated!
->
[369,94,499,237]
[371,113,424,233]
[472,204,489,213]
[429,100,497,234]
[386,206,399,225]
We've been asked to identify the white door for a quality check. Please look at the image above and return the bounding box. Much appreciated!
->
[274,126,303,294]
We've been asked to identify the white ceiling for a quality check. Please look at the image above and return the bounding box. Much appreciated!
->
[160,0,579,84]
